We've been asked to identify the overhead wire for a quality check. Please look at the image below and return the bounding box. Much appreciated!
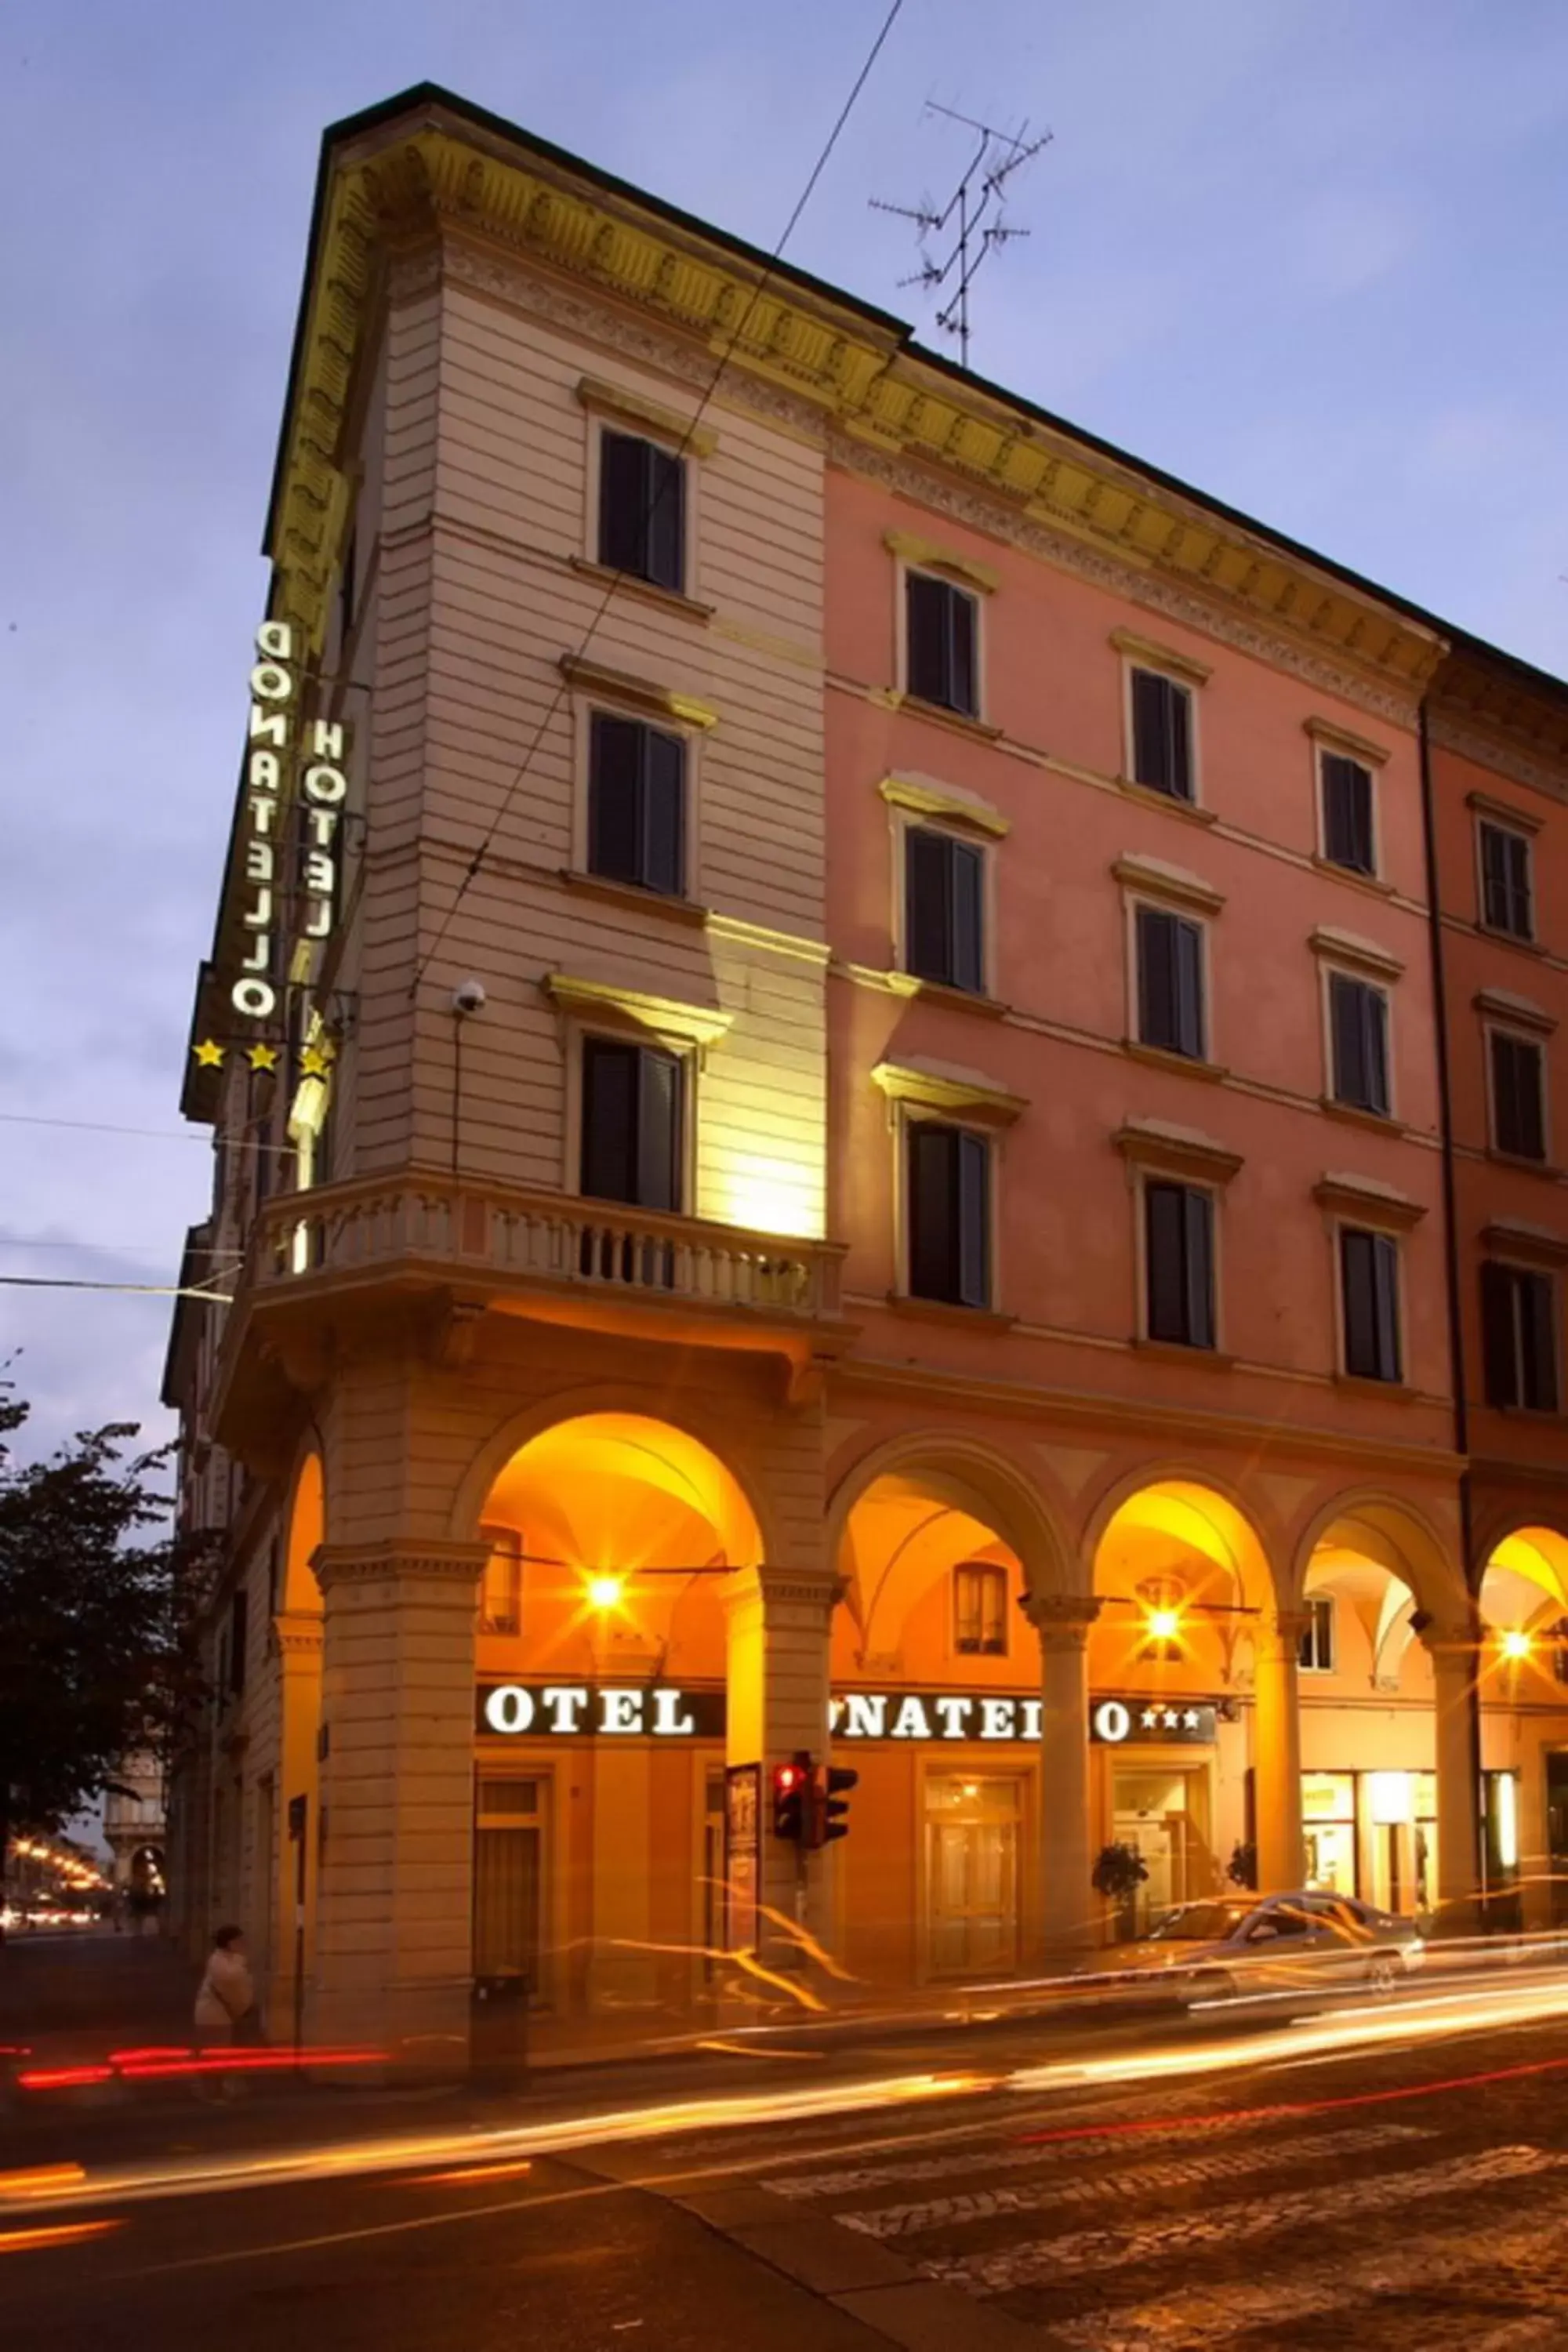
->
[408,0,908,997]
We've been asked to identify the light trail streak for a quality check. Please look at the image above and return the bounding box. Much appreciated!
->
[0,2220,122,2256]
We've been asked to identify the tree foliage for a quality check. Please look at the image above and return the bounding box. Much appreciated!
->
[0,1385,209,1857]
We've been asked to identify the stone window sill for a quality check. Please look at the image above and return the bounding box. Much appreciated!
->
[1123,1039,1229,1083]
[884,1291,1018,1331]
[1312,855,1397,898]
[904,977,1011,1019]
[561,869,710,927]
[891,691,1005,745]
[1115,775,1218,826]
[1320,1096,1406,1137]
[1333,1373,1418,1401]
[1134,1337,1236,1368]
[568,554,714,624]
[1476,922,1548,958]
[1486,1149,1563,1182]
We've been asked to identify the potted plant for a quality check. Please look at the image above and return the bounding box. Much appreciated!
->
[1092,1840,1149,1938]
[1227,1839,1258,1891]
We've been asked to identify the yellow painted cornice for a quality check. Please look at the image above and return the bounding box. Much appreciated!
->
[270,106,1448,708]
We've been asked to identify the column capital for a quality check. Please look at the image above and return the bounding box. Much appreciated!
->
[312,1538,490,1595]
[724,1565,843,1623]
[1414,1613,1481,1663]
[1022,1591,1102,1649]
[1257,1607,1312,1656]
[270,1610,324,1660]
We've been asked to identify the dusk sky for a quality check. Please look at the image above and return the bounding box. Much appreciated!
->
[5,0,1566,1466]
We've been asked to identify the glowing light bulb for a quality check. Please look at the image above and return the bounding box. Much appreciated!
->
[1146,1606,1181,1643]
[1501,1628,1533,1662]
[586,1573,624,1613]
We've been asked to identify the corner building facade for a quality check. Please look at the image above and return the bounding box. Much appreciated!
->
[164,87,1568,2060]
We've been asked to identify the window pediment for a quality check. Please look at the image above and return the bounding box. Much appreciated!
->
[1114,1117,1243,1187]
[1309,924,1403,982]
[1112,853,1223,917]
[558,653,717,731]
[873,1056,1025,1128]
[543,971,731,1051]
[1313,1171,1426,1231]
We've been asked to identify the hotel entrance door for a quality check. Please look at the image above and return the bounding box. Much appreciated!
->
[925,1776,1019,1976]
[1112,1768,1206,1933]
[473,1777,544,1998]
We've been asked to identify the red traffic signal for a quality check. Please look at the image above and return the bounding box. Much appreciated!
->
[772,1752,812,1841]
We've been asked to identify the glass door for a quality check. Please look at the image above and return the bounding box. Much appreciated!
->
[924,1777,1020,1977]
[473,1777,545,2000]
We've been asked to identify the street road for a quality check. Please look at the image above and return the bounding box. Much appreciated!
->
[9,1985,1568,2350]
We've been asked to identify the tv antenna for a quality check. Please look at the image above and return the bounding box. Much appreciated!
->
[872,102,1051,368]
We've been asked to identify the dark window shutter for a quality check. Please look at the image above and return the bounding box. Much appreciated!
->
[1507,832,1534,937]
[1493,1034,1545,1160]
[581,1039,637,1202]
[1482,824,1534,938]
[636,1050,682,1213]
[956,1130,991,1308]
[643,726,685,896]
[588,714,643,884]
[1482,1262,1520,1407]
[950,840,985,991]
[948,588,978,718]
[1185,1186,1215,1348]
[1131,671,1192,801]
[906,828,949,982]
[1330,974,1365,1105]
[1362,986,1390,1115]
[1371,1234,1402,1381]
[908,1123,957,1301]
[597,431,648,575]
[1522,1272,1559,1413]
[1342,1227,1400,1381]
[1145,1182,1187,1342]
[1137,906,1175,1049]
[906,574,947,706]
[644,443,685,593]
[1173,916,1205,1058]
[1323,756,1374,874]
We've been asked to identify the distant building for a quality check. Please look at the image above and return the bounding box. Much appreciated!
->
[163,86,1568,2063]
[103,1754,167,1911]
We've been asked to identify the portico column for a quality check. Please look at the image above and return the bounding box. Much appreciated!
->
[311,1539,488,2067]
[1024,1595,1102,1959]
[268,1610,323,2035]
[1421,1618,1482,1932]
[1254,1610,1307,1894]
[724,1565,838,1980]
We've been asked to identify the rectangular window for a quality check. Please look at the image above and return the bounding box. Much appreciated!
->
[597,427,685,593]
[1136,905,1206,1059]
[1340,1226,1403,1384]
[954,1563,1008,1656]
[1482,1262,1559,1414]
[479,1534,524,1636]
[587,713,686,896]
[1328,973,1391,1116]
[1130,669,1194,802]
[905,826,985,993]
[1490,1031,1547,1162]
[579,1037,683,1211]
[906,572,978,718]
[1479,821,1534,940]
[1144,1180,1216,1349]
[1298,1595,1336,1674]
[1321,753,1376,877]
[907,1120,991,1308]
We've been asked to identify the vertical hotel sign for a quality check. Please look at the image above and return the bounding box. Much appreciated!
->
[231,620,348,1025]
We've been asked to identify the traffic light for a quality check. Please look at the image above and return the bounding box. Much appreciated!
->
[821,1765,858,1845]
[772,1751,812,1841]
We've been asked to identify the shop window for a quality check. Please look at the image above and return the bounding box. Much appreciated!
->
[587,713,686,897]
[473,1778,543,1991]
[1327,972,1391,1116]
[1144,1179,1215,1349]
[1297,1595,1335,1674]
[479,1533,524,1636]
[906,572,978,718]
[954,1563,1008,1655]
[906,1120,991,1308]
[1135,905,1207,1060]
[1481,1262,1559,1414]
[1301,1772,1357,1897]
[1489,1030,1548,1163]
[905,825,985,993]
[1340,1226,1402,1384]
[597,427,685,593]
[1320,753,1377,877]
[1479,819,1534,941]
[579,1037,684,1212]
[1130,668,1194,802]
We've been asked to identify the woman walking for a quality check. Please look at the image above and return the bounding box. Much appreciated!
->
[194,1925,259,2096]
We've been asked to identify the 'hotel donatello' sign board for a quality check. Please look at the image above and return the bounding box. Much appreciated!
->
[228,619,349,1025]
[477,1685,1216,1745]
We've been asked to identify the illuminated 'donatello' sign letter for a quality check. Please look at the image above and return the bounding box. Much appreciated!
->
[230,619,350,1025]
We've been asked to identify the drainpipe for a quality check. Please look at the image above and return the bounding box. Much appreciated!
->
[1417,694,1485,1917]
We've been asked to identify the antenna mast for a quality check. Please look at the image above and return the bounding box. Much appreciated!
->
[872,102,1051,368]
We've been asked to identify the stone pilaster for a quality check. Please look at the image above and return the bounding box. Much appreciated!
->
[1254,1610,1308,1894]
[310,1539,488,2067]
[268,1610,323,2037]
[724,1565,839,1978]
[1418,1617,1482,1930]
[1022,1593,1102,1959]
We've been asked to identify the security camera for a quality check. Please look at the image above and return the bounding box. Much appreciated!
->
[451,978,487,1016]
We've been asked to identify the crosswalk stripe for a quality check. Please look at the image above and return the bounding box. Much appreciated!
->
[835,2120,1425,2238]
[924,2143,1564,2293]
[1044,2194,1568,2351]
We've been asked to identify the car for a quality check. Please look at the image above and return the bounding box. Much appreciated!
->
[1091,1890,1425,2001]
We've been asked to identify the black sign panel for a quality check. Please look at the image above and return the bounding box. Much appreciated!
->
[477,1682,724,1739]
[477,1682,1217,1746]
